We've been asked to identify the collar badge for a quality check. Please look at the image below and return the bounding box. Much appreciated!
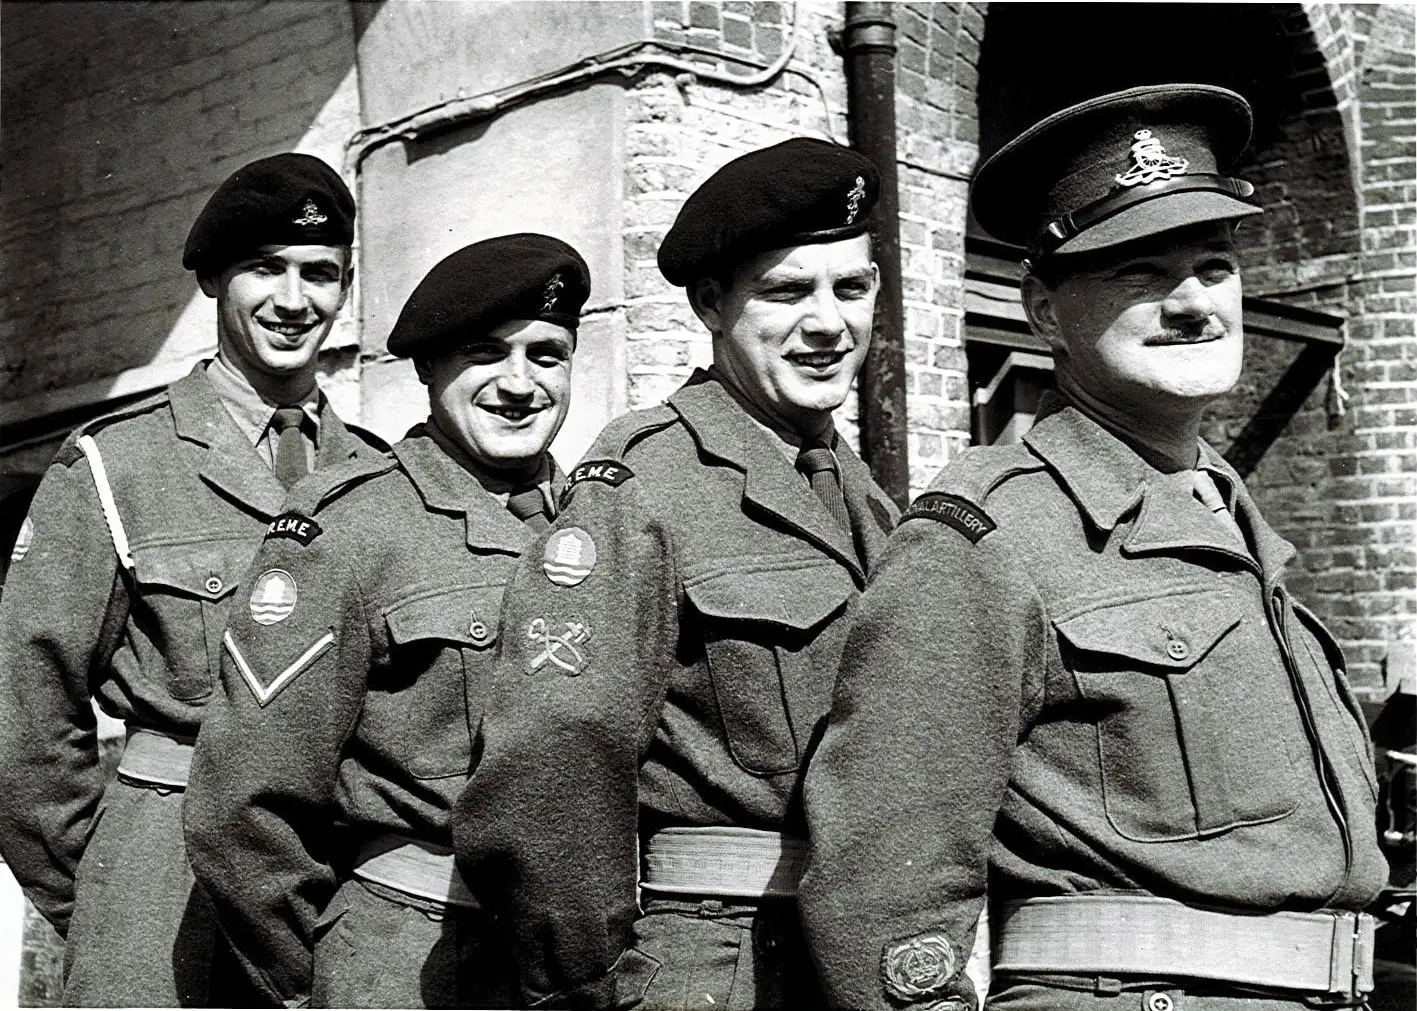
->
[541,273,566,313]
[293,199,328,227]
[844,175,867,224]
[1115,129,1189,187]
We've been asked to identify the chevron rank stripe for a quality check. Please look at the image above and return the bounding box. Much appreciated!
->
[223,630,334,707]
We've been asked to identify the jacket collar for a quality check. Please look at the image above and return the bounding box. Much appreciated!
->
[669,371,864,582]
[168,362,371,518]
[393,426,534,556]
[1023,397,1295,574]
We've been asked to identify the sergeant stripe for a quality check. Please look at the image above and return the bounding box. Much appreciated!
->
[223,630,334,707]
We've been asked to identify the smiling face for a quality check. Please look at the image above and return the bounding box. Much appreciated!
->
[416,318,574,475]
[690,234,878,436]
[201,244,351,383]
[1023,222,1245,422]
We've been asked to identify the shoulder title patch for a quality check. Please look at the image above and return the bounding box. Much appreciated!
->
[903,492,996,543]
[567,459,634,491]
[266,512,323,546]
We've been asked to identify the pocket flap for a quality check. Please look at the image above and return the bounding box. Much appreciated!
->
[1056,589,1243,670]
[684,557,853,631]
[131,538,250,601]
[384,585,504,649]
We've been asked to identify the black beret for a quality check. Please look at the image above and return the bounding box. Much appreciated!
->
[386,233,591,359]
[183,153,355,276]
[972,84,1261,257]
[657,137,880,286]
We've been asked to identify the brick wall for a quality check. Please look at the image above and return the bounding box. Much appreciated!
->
[896,2,984,494]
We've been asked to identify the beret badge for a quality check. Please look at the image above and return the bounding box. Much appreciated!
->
[294,198,329,227]
[882,932,957,1002]
[845,174,867,225]
[541,272,566,314]
[1115,129,1189,188]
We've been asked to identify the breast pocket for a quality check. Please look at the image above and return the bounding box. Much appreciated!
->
[383,584,503,780]
[130,537,251,701]
[684,558,855,776]
[1058,589,1301,842]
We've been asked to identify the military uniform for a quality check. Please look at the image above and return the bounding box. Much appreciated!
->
[185,231,591,1009]
[453,369,899,1007]
[0,364,380,1006]
[801,402,1388,1009]
[800,85,1388,1011]
[184,428,554,1008]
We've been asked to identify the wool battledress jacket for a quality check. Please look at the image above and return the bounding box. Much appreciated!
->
[184,426,553,1007]
[0,364,378,935]
[799,401,1389,1010]
[452,370,899,1005]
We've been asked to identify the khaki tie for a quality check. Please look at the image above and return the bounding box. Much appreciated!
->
[796,440,852,536]
[270,408,309,489]
[506,485,552,533]
[1191,470,1246,546]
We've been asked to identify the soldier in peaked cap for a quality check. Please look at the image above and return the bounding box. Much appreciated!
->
[800,84,1388,1011]
[0,151,384,1006]
[185,233,590,1008]
[451,137,900,1009]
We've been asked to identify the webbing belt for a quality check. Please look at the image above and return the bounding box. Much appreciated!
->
[115,728,195,789]
[994,895,1375,998]
[640,827,805,899]
[352,837,478,909]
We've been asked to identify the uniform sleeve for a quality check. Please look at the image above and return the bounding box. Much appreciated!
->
[453,476,678,1008]
[184,523,369,1007]
[799,517,1047,1011]
[0,456,126,935]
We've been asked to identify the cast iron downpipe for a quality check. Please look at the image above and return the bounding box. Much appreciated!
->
[841,3,909,508]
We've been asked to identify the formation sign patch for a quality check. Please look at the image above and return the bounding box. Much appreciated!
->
[249,569,298,625]
[10,516,34,564]
[543,527,597,587]
[567,460,634,491]
[266,512,322,546]
[903,493,996,543]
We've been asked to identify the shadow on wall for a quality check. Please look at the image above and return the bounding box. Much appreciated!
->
[0,0,380,437]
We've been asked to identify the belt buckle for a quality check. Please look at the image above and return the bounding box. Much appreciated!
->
[1326,912,1376,1002]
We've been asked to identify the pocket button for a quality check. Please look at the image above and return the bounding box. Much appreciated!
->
[1166,639,1189,661]
[204,575,224,595]
[1147,993,1175,1011]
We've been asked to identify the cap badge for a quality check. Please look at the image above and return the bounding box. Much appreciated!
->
[882,933,957,1001]
[541,273,566,313]
[1115,129,1189,188]
[845,175,867,224]
[293,198,328,227]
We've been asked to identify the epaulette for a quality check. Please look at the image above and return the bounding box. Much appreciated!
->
[287,452,398,516]
[902,443,1045,543]
[51,390,172,467]
[562,406,678,501]
[262,453,397,549]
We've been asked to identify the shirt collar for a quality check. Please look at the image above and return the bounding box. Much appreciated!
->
[205,354,321,446]
[424,419,557,514]
[707,365,839,468]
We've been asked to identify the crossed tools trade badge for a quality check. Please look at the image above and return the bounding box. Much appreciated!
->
[526,616,591,676]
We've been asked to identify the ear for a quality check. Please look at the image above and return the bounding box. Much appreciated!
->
[412,357,433,387]
[335,262,355,312]
[1021,273,1067,354]
[688,276,726,336]
[197,274,220,299]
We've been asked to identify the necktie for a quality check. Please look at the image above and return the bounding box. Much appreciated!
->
[796,441,852,535]
[507,485,552,533]
[1191,470,1246,546]
[270,408,309,489]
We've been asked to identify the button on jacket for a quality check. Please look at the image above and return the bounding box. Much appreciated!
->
[453,370,899,1005]
[0,363,381,1003]
[183,426,551,1007]
[799,403,1388,1010]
